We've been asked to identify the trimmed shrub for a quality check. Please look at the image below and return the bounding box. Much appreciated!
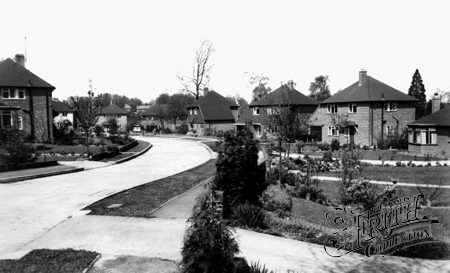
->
[0,129,35,164]
[317,142,330,151]
[260,185,292,217]
[331,139,340,152]
[295,140,306,153]
[396,161,402,167]
[322,151,333,163]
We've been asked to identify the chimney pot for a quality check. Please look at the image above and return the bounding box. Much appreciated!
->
[359,69,367,86]
[432,92,441,113]
[203,87,209,96]
[14,54,25,67]
[287,80,295,90]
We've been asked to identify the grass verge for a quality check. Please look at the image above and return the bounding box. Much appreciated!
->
[85,158,216,217]
[0,249,98,273]
[319,166,450,186]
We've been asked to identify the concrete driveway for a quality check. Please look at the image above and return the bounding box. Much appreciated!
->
[0,136,212,257]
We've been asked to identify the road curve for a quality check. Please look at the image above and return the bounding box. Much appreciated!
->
[0,137,212,256]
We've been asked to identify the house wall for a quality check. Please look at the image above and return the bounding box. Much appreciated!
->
[408,127,450,155]
[309,102,416,147]
[97,114,128,132]
[1,88,53,140]
[193,121,236,136]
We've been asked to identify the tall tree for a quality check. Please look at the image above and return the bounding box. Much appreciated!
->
[155,93,171,104]
[71,91,103,157]
[309,75,331,102]
[178,40,215,100]
[167,93,195,129]
[408,69,427,119]
[247,73,271,102]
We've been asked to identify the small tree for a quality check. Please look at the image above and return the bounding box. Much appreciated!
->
[71,91,103,157]
[106,117,119,135]
[0,129,34,164]
[329,112,348,145]
[246,72,271,102]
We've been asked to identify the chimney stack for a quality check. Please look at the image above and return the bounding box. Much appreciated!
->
[359,69,367,86]
[432,92,441,113]
[287,80,295,90]
[203,87,209,96]
[14,54,25,67]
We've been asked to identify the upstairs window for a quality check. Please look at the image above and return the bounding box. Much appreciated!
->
[267,108,272,115]
[194,109,198,115]
[189,109,193,115]
[348,103,357,113]
[1,89,25,99]
[384,102,397,112]
[327,104,337,113]
[253,107,260,115]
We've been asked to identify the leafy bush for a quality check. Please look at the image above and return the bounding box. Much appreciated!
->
[340,177,378,211]
[363,145,370,150]
[396,161,402,167]
[107,144,118,152]
[176,125,189,135]
[181,191,243,273]
[266,168,296,186]
[213,128,267,216]
[0,129,35,164]
[322,151,333,163]
[162,128,172,134]
[231,203,268,229]
[317,142,330,151]
[260,185,292,217]
[331,139,340,151]
[390,239,450,260]
[250,261,274,273]
[295,140,305,153]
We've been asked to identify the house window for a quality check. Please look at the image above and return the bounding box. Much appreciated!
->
[117,115,122,118]
[190,109,193,115]
[18,116,23,130]
[194,109,198,115]
[1,88,25,99]
[253,107,260,115]
[414,129,421,144]
[384,102,397,112]
[343,127,349,137]
[267,108,272,115]
[62,112,67,117]
[408,129,413,143]
[386,125,395,136]
[327,104,338,113]
[328,126,339,136]
[422,128,437,144]
[0,110,12,128]
[348,103,357,113]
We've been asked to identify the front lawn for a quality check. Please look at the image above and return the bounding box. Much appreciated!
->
[319,166,450,185]
[0,249,98,273]
[85,158,216,217]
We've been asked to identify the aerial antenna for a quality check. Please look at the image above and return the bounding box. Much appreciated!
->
[24,36,27,63]
[89,79,93,96]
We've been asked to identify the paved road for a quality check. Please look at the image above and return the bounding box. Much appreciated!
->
[0,137,212,257]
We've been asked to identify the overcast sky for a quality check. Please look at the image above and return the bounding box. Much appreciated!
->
[1,0,449,103]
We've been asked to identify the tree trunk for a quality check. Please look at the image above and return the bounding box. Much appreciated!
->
[86,134,90,158]
[278,138,283,184]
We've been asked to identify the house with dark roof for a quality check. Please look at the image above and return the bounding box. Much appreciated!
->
[236,80,318,138]
[0,55,55,140]
[309,70,417,147]
[187,89,239,136]
[97,103,128,133]
[141,104,170,132]
[52,100,76,131]
[407,93,450,155]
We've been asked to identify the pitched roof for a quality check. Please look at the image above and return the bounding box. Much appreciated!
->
[100,104,128,115]
[142,104,168,116]
[408,107,450,127]
[124,104,131,109]
[250,85,318,107]
[323,76,417,103]
[188,91,238,121]
[187,114,205,124]
[236,106,269,125]
[0,58,55,89]
[52,101,74,112]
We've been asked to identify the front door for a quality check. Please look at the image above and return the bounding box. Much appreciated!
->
[349,126,355,144]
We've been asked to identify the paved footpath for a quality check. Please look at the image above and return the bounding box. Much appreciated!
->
[0,136,212,258]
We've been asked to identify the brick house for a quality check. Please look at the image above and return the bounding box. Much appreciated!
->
[407,94,450,156]
[52,100,76,131]
[97,103,128,133]
[0,55,55,141]
[187,89,239,136]
[236,80,318,138]
[141,104,170,132]
[309,70,417,147]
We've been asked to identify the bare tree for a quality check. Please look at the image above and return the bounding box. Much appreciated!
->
[178,40,215,100]
[329,113,348,144]
[71,91,103,157]
[266,90,310,182]
[246,72,271,102]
